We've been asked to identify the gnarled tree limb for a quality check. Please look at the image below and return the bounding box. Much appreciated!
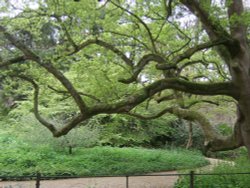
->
[12,75,57,134]
[128,105,242,153]
[12,75,87,137]
[155,93,175,103]
[184,99,219,109]
[88,78,238,116]
[126,107,174,120]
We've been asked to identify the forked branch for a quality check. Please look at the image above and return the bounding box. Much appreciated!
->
[110,0,157,53]
[12,75,87,137]
[12,75,57,134]
[127,106,242,152]
[157,40,227,70]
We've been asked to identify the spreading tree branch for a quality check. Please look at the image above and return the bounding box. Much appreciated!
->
[127,104,243,152]
[53,14,78,51]
[110,0,157,53]
[88,78,238,117]
[119,54,166,84]
[70,39,133,67]
[157,40,227,70]
[155,94,175,103]
[12,75,57,134]
[126,107,174,120]
[0,25,87,113]
[36,61,87,113]
[184,99,219,109]
[180,0,230,40]
[127,106,221,145]
[104,30,150,50]
[48,85,101,102]
[12,75,87,137]
[0,56,26,68]
[202,56,230,81]
[180,0,240,59]
[0,26,39,61]
[178,60,208,73]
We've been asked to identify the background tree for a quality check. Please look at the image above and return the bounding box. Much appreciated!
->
[0,0,250,157]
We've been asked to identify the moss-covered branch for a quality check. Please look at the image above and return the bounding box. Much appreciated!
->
[88,78,237,116]
[127,106,243,153]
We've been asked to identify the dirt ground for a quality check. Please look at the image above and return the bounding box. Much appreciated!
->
[0,171,178,188]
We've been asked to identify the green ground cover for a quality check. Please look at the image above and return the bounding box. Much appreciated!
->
[0,146,208,177]
[175,157,250,188]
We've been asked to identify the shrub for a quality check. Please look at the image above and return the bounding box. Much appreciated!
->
[167,120,205,150]
[98,114,176,147]
[0,146,208,176]
[217,123,233,136]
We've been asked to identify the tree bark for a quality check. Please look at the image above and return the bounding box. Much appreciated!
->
[186,122,193,149]
[181,0,250,158]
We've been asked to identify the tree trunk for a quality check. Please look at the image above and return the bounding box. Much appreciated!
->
[186,122,193,149]
[68,146,73,155]
[238,101,250,158]
[230,46,250,158]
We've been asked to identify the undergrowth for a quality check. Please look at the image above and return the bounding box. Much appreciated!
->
[175,157,250,188]
[0,146,208,176]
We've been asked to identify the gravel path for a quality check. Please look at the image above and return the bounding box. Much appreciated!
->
[198,158,234,172]
[0,158,232,188]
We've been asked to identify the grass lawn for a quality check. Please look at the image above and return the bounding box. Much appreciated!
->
[0,146,208,176]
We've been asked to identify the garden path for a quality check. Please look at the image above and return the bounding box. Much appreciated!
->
[0,171,178,188]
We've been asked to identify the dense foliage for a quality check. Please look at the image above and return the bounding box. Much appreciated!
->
[0,144,208,176]
[1,105,180,149]
[1,0,250,156]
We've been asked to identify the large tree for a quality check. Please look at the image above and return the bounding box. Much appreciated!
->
[0,0,250,156]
